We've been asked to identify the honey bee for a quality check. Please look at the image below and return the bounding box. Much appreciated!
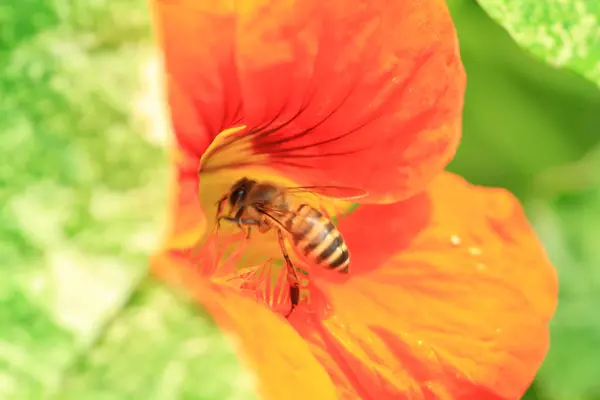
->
[215,177,367,317]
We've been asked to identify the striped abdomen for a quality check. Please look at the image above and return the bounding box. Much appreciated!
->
[282,203,350,273]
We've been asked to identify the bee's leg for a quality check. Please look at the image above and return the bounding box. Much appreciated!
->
[217,215,259,240]
[214,195,228,234]
[276,229,300,318]
[232,207,245,230]
[239,219,259,239]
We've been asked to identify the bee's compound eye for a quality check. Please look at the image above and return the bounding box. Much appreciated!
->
[229,187,246,206]
[228,190,238,206]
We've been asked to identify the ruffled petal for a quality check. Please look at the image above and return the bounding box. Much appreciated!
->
[291,173,558,399]
[152,0,465,202]
[151,252,338,400]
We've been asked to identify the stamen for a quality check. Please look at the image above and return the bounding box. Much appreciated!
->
[182,209,349,318]
[175,230,244,277]
[238,259,293,316]
[187,231,299,316]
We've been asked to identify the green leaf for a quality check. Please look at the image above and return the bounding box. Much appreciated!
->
[476,0,600,88]
[1,0,254,398]
[59,280,256,400]
[0,286,74,398]
[0,0,59,50]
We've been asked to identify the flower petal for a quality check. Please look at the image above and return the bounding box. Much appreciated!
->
[152,0,465,202]
[292,173,558,399]
[151,0,238,159]
[163,149,205,250]
[151,252,338,400]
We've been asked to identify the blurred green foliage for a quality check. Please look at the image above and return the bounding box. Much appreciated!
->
[0,0,599,399]
[447,0,600,198]
[0,0,254,398]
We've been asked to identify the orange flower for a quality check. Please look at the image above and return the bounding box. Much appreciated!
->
[150,1,558,399]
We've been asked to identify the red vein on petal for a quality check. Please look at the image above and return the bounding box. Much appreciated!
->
[312,320,378,400]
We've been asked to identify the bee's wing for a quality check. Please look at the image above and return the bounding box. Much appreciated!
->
[252,205,299,237]
[286,186,368,201]
[281,186,367,219]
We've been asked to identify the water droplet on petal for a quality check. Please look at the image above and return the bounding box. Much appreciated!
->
[417,339,423,346]
[450,235,461,246]
[468,247,482,256]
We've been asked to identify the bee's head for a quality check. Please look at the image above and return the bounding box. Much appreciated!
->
[229,177,255,207]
